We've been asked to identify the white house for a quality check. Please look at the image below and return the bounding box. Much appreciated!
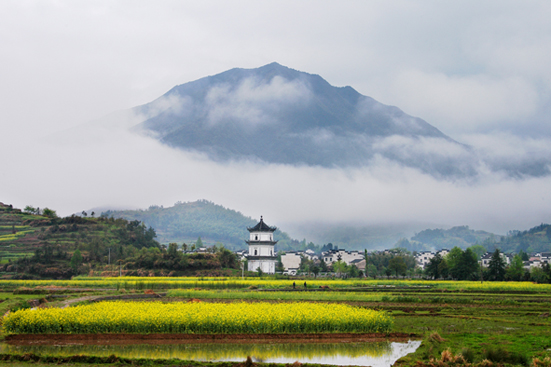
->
[280,251,302,271]
[322,249,364,266]
[415,251,435,269]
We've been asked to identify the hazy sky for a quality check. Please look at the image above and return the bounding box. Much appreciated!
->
[2,1,551,236]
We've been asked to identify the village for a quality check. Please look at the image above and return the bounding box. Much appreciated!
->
[184,217,551,280]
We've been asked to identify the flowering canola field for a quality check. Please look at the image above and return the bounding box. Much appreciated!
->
[3,301,393,335]
[3,278,551,293]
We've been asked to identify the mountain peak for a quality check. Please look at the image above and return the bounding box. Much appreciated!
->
[130,64,475,177]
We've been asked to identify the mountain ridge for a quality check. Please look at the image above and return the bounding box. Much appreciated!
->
[128,62,473,176]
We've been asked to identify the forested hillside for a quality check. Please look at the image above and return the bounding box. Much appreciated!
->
[0,202,243,279]
[0,202,158,279]
[407,226,496,251]
[498,224,551,253]
[102,200,297,250]
[400,224,551,254]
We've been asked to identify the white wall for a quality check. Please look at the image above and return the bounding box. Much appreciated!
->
[248,244,275,257]
[248,259,275,274]
[249,231,274,241]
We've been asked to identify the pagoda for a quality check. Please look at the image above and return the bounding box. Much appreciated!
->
[246,216,277,274]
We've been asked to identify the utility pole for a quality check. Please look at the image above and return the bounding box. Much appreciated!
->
[364,249,368,279]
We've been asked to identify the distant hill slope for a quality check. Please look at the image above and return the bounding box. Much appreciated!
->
[125,62,483,178]
[498,224,551,254]
[102,200,295,250]
[409,226,496,251]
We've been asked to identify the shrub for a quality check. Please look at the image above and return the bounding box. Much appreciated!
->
[484,346,528,366]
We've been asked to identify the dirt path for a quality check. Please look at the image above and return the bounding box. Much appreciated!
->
[60,295,99,308]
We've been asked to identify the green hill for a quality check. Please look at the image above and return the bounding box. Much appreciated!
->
[408,226,496,251]
[102,200,296,250]
[0,202,158,279]
[498,224,551,253]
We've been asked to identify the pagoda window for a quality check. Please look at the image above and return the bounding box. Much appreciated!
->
[255,235,258,240]
[254,249,258,255]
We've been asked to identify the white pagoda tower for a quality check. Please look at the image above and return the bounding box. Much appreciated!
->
[246,216,277,274]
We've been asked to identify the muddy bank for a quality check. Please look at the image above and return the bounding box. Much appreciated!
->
[6,332,417,346]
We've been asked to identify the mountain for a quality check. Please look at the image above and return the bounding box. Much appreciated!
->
[101,200,296,250]
[125,62,478,178]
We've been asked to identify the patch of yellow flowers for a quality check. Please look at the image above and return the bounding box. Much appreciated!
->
[3,301,393,335]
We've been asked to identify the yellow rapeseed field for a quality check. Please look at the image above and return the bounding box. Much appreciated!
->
[3,301,393,335]
[3,278,551,293]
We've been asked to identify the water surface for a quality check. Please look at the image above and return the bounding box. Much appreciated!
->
[1,340,421,367]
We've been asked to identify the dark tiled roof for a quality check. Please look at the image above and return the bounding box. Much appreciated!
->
[247,216,277,232]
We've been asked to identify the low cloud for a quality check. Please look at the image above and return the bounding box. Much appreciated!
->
[386,70,539,134]
[206,76,312,126]
[2,123,551,239]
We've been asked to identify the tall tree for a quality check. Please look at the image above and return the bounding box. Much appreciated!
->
[70,249,82,273]
[425,254,443,279]
[388,256,407,278]
[487,249,506,281]
[506,254,524,281]
[453,248,479,280]
[446,247,464,277]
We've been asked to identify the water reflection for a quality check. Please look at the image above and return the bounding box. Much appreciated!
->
[1,340,421,367]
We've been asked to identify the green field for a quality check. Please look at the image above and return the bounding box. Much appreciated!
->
[1,278,550,367]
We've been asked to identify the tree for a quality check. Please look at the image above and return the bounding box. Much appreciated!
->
[24,205,37,214]
[425,254,443,279]
[446,247,464,276]
[42,208,58,219]
[388,256,407,278]
[468,244,487,260]
[519,250,529,261]
[196,237,204,248]
[530,266,549,283]
[218,247,237,268]
[319,259,328,272]
[367,264,377,279]
[506,254,524,281]
[70,249,82,273]
[542,263,551,283]
[312,265,320,277]
[453,248,479,280]
[332,260,347,277]
[168,243,179,258]
[487,249,506,281]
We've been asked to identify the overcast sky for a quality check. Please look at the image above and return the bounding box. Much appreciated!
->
[2,1,551,237]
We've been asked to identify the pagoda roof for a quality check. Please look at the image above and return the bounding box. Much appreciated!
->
[247,216,277,232]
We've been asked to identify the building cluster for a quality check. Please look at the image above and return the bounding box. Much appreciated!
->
[239,216,369,275]
[413,250,450,269]
[240,217,551,275]
[280,249,365,275]
[415,250,551,270]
